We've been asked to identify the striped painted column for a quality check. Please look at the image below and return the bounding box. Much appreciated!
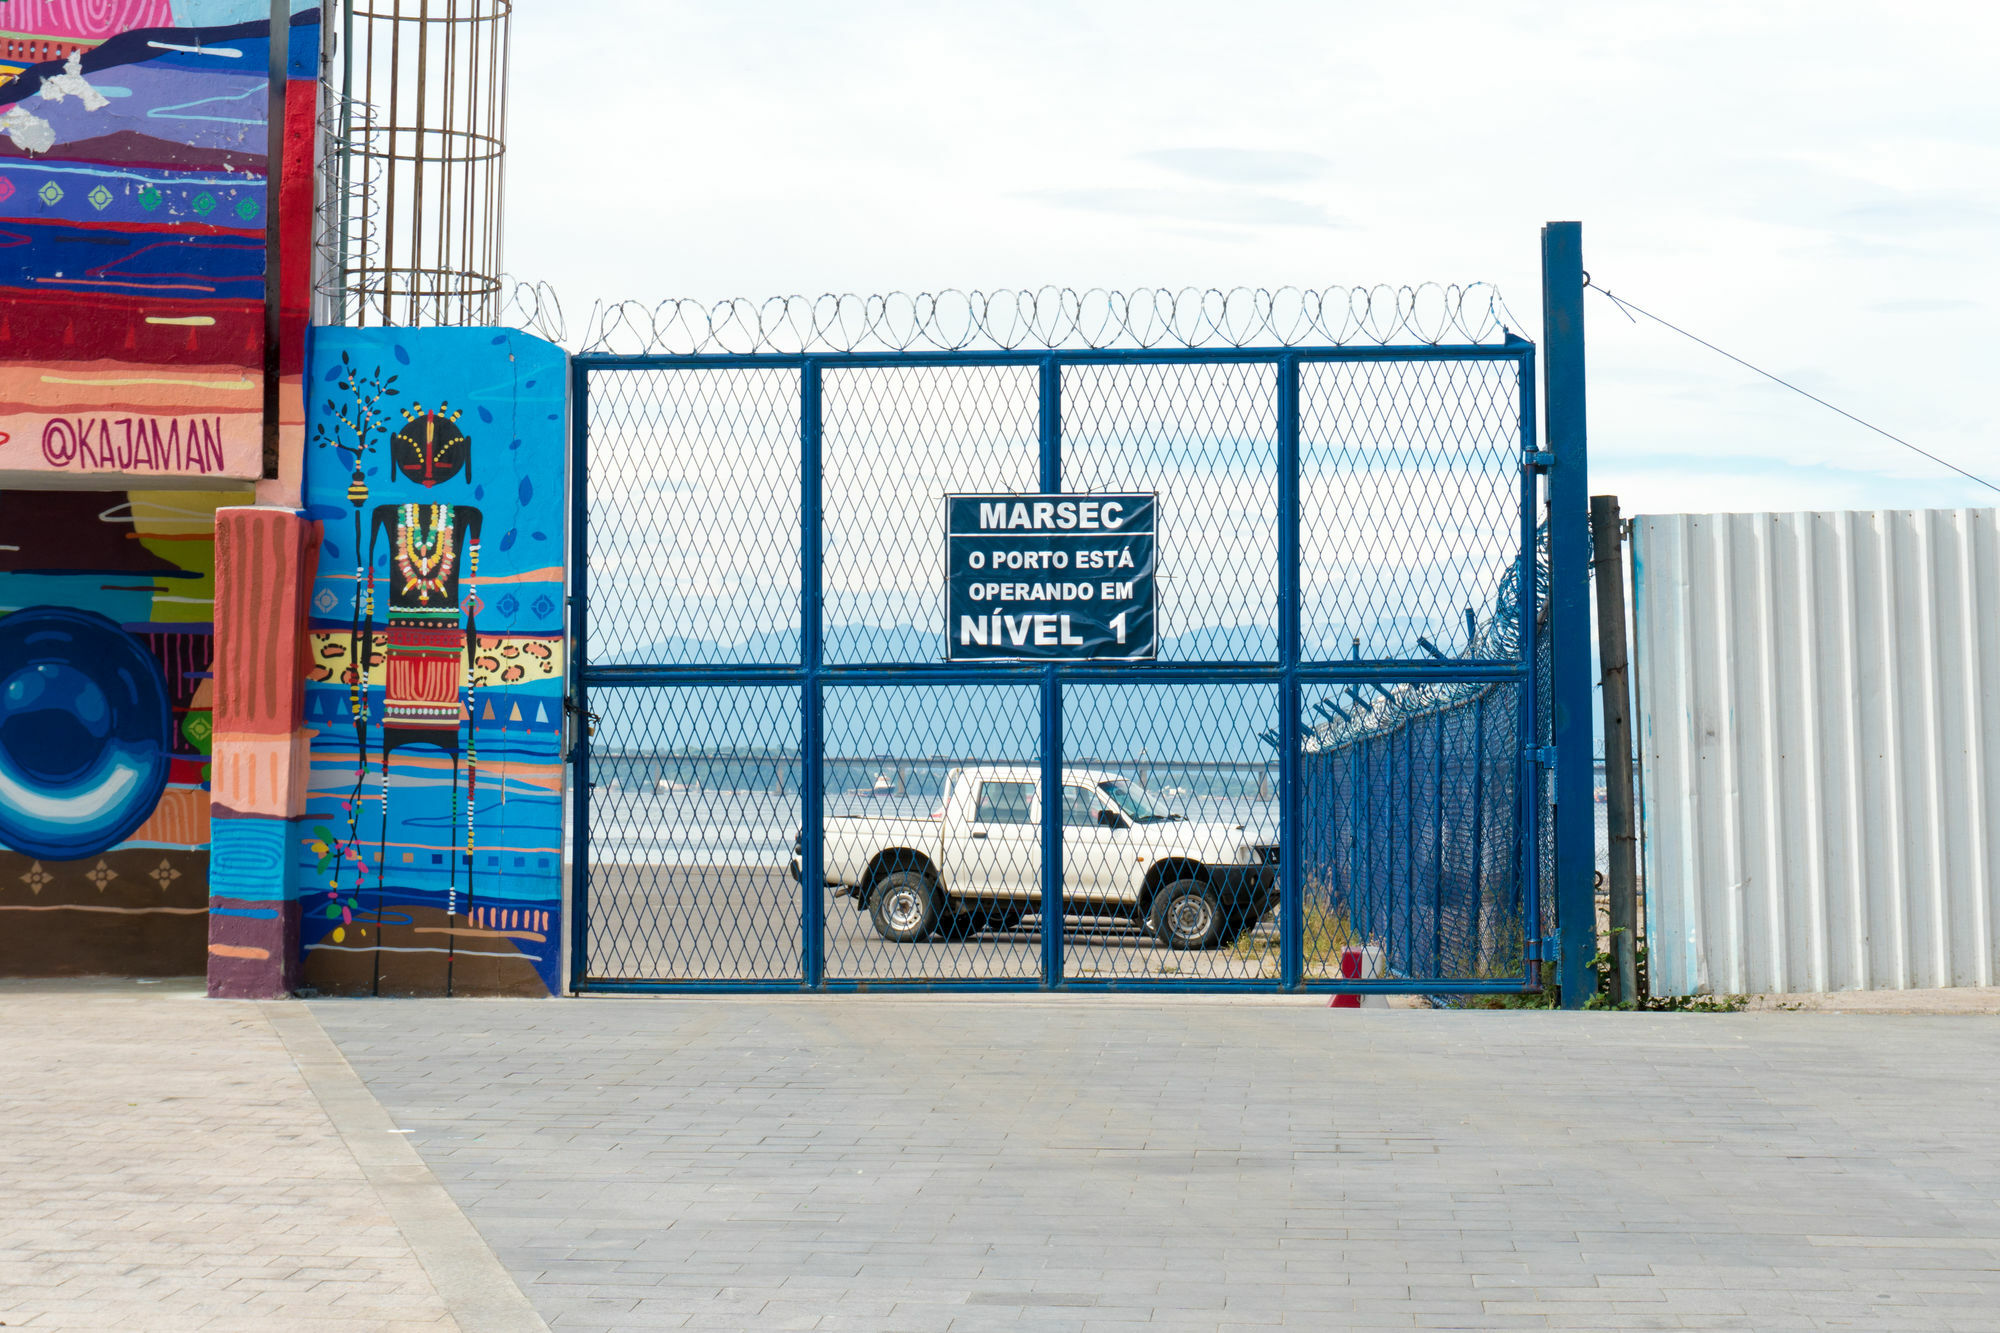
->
[208,507,320,998]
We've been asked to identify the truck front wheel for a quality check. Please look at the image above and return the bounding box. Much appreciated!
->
[1154,878,1225,950]
[870,870,943,943]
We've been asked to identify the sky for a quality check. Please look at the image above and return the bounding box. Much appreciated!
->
[503,0,1998,518]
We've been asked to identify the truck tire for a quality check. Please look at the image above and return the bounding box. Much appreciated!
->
[955,901,1027,937]
[985,903,1028,933]
[1215,892,1271,949]
[1213,912,1253,949]
[870,869,943,943]
[1154,878,1225,950]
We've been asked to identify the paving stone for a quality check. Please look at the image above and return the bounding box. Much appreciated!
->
[0,980,465,1331]
[312,998,2000,1332]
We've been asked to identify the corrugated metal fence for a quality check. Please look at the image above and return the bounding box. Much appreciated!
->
[1633,508,2000,996]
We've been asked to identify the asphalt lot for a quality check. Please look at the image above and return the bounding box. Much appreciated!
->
[581,864,1294,984]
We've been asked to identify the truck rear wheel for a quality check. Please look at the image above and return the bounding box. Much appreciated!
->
[870,870,942,943]
[1154,878,1225,950]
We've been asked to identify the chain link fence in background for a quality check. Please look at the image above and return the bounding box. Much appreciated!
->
[1302,532,1552,984]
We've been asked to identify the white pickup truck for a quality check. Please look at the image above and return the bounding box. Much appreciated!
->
[791,767,1278,949]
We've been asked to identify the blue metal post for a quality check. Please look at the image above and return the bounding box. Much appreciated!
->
[1041,666,1062,987]
[1038,357,1064,986]
[801,361,825,989]
[1542,221,1594,1008]
[1400,727,1413,974]
[1515,348,1541,983]
[1277,355,1302,989]
[1469,691,1487,972]
[566,357,591,993]
[1360,745,1374,956]
[1353,748,1366,942]
[1431,716,1444,977]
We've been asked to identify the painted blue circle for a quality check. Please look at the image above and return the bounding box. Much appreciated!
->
[0,607,172,860]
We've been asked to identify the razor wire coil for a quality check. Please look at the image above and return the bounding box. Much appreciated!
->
[495,281,1524,355]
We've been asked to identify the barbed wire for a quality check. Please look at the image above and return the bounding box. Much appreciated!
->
[1304,523,1549,756]
[492,280,1526,355]
[495,277,569,345]
[313,96,386,327]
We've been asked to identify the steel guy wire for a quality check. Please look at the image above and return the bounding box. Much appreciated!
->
[1588,280,2000,498]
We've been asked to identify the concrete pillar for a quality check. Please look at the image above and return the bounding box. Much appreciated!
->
[207,507,320,998]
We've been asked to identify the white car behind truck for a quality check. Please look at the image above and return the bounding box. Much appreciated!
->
[791,767,1278,949]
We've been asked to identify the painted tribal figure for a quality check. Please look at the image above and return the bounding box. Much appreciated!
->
[358,404,483,917]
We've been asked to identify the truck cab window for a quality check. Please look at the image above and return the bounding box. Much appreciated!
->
[1099,779,1171,823]
[973,781,1035,824]
[1060,785,1103,828]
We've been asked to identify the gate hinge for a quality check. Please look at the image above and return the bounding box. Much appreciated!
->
[1523,450,1556,471]
[1528,745,1557,771]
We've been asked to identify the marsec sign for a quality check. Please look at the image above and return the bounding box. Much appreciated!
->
[946,493,1156,661]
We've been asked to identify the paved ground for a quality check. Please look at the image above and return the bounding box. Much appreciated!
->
[7,981,1999,1331]
[0,979,541,1333]
[1744,986,2000,1013]
[311,996,2000,1333]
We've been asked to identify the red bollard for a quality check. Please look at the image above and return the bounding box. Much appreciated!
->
[1329,947,1363,1007]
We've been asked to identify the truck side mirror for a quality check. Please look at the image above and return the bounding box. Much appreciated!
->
[1097,809,1127,830]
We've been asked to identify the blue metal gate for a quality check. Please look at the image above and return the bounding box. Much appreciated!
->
[567,274,1586,996]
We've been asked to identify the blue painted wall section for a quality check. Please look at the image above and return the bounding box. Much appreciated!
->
[299,327,566,996]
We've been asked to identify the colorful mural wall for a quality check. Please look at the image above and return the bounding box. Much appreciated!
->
[0,1,318,489]
[0,488,244,974]
[0,1,317,976]
[298,327,566,996]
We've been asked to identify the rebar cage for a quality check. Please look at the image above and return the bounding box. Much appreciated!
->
[569,319,1554,993]
[316,0,511,327]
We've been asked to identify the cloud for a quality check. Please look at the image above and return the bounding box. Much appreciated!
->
[1596,452,1999,517]
[1726,157,2000,240]
[1867,298,1977,314]
[1836,195,2000,232]
[1026,186,1346,230]
[1135,147,1332,185]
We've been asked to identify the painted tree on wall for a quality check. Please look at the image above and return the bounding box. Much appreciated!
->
[308,351,395,938]
[301,329,564,997]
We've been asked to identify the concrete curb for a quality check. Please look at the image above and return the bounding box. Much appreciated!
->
[262,1001,549,1333]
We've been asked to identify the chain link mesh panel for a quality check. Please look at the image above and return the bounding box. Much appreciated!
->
[583,686,802,982]
[821,684,1043,981]
[1300,360,1523,662]
[1060,683,1280,980]
[1061,365,1278,660]
[822,366,1040,664]
[574,341,1550,993]
[585,367,802,666]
